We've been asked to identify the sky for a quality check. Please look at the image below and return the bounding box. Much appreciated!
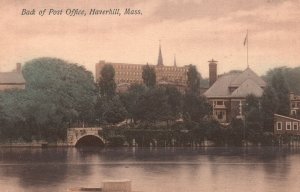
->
[0,0,300,78]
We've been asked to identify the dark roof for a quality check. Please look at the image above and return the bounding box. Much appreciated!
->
[204,67,266,98]
[204,73,239,97]
[230,68,266,87]
[0,72,25,84]
[231,79,264,98]
[275,114,300,122]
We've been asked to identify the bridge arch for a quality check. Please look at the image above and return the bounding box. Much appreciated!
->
[75,134,105,147]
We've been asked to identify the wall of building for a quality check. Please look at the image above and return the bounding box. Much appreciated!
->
[274,115,300,135]
[290,92,300,118]
[95,61,188,87]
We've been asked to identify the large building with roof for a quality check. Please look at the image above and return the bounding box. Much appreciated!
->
[204,60,266,124]
[95,44,189,92]
[0,63,26,91]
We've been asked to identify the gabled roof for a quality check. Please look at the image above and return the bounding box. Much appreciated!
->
[275,114,300,122]
[230,67,266,87]
[204,67,266,98]
[204,73,239,97]
[0,72,25,84]
[231,79,264,98]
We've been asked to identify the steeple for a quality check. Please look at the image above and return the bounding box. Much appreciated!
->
[157,41,164,66]
[174,54,177,67]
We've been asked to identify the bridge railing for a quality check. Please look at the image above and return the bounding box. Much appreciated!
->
[68,127,103,131]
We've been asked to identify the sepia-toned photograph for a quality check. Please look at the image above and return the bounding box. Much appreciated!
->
[1,0,300,191]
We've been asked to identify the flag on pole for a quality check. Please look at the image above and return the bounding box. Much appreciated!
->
[244,31,248,46]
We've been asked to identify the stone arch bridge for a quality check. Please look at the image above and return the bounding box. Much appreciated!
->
[67,127,106,147]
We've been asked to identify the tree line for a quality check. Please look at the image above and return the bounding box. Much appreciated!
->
[0,57,293,146]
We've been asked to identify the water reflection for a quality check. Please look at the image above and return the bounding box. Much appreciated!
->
[0,147,299,191]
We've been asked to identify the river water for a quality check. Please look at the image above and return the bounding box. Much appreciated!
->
[0,147,299,192]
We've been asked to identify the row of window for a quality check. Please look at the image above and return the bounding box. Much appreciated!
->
[113,65,187,72]
[291,102,300,108]
[115,71,185,78]
[114,65,142,70]
[276,121,299,131]
[116,71,142,76]
[117,79,142,84]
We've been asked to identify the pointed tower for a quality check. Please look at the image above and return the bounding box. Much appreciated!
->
[174,54,177,67]
[157,41,164,66]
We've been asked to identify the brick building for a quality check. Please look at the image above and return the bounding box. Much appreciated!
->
[0,63,25,91]
[274,114,300,135]
[204,60,266,124]
[290,92,300,118]
[95,44,189,92]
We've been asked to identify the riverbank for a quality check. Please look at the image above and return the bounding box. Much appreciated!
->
[0,141,69,147]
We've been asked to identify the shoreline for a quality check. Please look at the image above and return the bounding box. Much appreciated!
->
[0,142,296,148]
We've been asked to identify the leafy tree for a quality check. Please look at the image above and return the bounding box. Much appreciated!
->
[98,64,116,98]
[165,85,182,121]
[271,68,290,116]
[23,58,96,125]
[135,87,170,123]
[183,94,211,123]
[186,64,200,94]
[119,84,146,122]
[228,118,244,146]
[261,86,279,132]
[101,96,127,124]
[142,64,156,88]
[0,57,96,141]
[264,66,300,94]
[245,94,263,144]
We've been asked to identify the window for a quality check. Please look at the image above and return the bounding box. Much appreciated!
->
[293,122,299,130]
[286,122,292,130]
[291,110,297,116]
[215,111,225,120]
[217,111,223,119]
[217,101,224,105]
[277,122,282,130]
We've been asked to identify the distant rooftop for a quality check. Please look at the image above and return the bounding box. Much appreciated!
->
[0,71,25,84]
[204,67,266,98]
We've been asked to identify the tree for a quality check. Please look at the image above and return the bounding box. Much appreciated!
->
[261,86,279,132]
[271,68,290,116]
[228,118,244,146]
[245,94,263,144]
[183,94,211,123]
[264,66,300,95]
[186,64,200,94]
[142,64,156,88]
[101,96,127,124]
[135,87,170,123]
[165,86,182,121]
[0,57,96,141]
[98,64,116,98]
[119,84,146,122]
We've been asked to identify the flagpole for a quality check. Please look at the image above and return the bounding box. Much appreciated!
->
[247,29,249,68]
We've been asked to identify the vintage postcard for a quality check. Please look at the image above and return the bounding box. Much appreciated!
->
[0,0,300,192]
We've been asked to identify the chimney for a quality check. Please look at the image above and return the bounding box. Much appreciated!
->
[16,63,22,73]
[209,59,217,87]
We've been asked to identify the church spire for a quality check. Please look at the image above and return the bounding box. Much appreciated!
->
[157,40,164,66]
[174,54,177,67]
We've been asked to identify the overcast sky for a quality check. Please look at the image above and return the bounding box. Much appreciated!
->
[1,0,299,77]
